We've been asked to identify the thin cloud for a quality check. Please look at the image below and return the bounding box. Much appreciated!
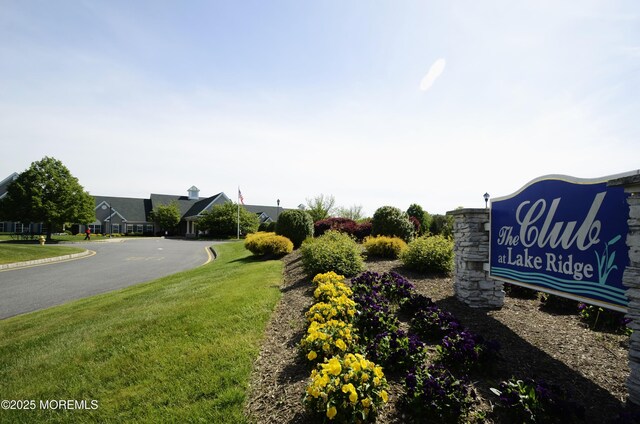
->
[420,58,446,91]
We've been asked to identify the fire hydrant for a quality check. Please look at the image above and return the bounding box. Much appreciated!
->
[39,235,45,246]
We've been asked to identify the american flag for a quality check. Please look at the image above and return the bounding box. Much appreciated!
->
[238,188,244,205]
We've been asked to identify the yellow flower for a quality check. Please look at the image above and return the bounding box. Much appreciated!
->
[373,377,380,386]
[341,383,355,394]
[361,398,372,408]
[349,390,358,404]
[374,366,384,379]
[306,385,321,398]
[326,357,342,376]
[380,390,389,403]
[307,350,317,361]
[335,338,347,351]
[326,406,337,420]
[351,360,361,372]
[319,374,330,387]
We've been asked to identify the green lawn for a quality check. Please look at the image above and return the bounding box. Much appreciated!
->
[0,234,136,243]
[0,244,85,265]
[0,242,282,423]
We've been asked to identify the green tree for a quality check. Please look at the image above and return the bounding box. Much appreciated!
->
[275,209,314,248]
[371,206,415,242]
[197,202,259,238]
[150,201,181,234]
[0,157,95,241]
[305,194,335,222]
[406,203,432,236]
[429,214,454,238]
[335,204,365,221]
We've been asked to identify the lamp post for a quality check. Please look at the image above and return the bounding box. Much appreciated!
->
[276,199,280,222]
[483,192,490,209]
[101,202,114,237]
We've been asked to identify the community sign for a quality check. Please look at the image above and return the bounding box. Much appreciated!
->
[489,173,632,312]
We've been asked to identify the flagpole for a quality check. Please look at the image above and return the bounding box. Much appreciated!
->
[237,187,240,239]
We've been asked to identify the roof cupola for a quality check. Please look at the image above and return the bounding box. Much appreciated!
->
[188,186,200,200]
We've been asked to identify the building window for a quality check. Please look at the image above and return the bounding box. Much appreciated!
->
[0,222,4,232]
[14,222,24,233]
[146,224,154,233]
[136,224,143,233]
[127,224,134,233]
[112,224,120,233]
[89,224,102,234]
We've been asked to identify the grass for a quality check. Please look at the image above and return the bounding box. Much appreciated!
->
[0,242,282,423]
[0,244,85,265]
[0,234,136,243]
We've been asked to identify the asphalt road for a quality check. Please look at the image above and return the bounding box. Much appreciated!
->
[0,238,224,320]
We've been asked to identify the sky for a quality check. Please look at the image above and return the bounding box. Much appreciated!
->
[1,1,638,216]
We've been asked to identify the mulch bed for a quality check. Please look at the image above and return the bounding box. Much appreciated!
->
[245,251,639,423]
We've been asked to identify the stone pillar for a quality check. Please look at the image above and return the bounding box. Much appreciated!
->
[609,174,640,405]
[447,208,504,308]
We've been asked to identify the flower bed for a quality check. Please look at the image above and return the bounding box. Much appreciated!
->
[245,252,634,423]
[299,269,503,422]
[300,272,389,422]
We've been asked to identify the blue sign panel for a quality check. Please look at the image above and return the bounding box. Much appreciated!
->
[490,175,630,312]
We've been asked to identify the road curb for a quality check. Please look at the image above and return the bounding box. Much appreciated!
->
[0,250,94,271]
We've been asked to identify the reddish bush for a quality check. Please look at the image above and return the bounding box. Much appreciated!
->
[314,217,355,236]
[313,217,372,241]
[409,216,421,235]
[353,221,372,241]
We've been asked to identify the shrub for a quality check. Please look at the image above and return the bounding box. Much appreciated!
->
[428,214,454,238]
[301,230,365,277]
[244,232,269,254]
[363,235,407,259]
[353,221,372,241]
[198,202,260,238]
[314,217,357,237]
[401,235,454,274]
[244,232,293,256]
[303,354,389,422]
[276,209,314,248]
[407,203,430,236]
[313,217,372,241]
[371,206,415,242]
[258,221,276,232]
[408,216,421,235]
